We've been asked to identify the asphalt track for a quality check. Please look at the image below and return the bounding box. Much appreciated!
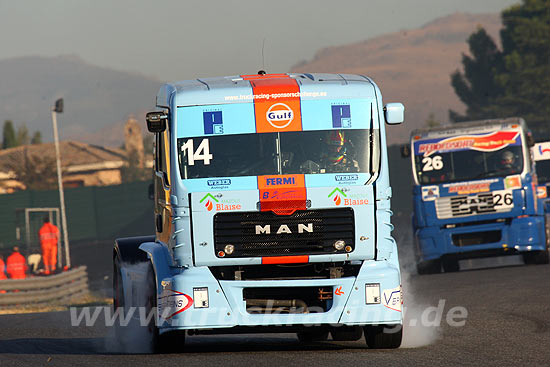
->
[1,259,549,367]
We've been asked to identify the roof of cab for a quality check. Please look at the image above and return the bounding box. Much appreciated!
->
[411,117,526,140]
[156,73,378,108]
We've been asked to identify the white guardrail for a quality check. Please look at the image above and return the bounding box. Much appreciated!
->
[0,266,89,308]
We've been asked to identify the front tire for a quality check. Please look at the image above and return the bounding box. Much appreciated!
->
[296,329,329,343]
[417,259,441,275]
[364,324,402,349]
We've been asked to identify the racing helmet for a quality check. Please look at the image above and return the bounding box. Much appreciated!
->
[326,131,346,164]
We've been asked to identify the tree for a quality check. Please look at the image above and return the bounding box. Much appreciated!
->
[450,0,550,135]
[5,148,58,190]
[2,120,17,149]
[490,0,550,136]
[16,124,29,146]
[425,113,441,128]
[31,131,42,144]
[449,27,504,122]
[120,148,150,183]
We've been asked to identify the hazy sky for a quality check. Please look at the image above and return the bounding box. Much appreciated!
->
[0,0,518,81]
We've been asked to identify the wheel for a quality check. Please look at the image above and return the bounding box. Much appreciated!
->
[113,257,124,309]
[523,250,550,265]
[296,329,329,342]
[364,324,402,349]
[330,326,363,341]
[442,257,459,272]
[416,259,441,275]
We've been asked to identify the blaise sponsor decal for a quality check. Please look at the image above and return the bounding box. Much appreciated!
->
[382,285,402,312]
[328,187,369,206]
[200,193,242,211]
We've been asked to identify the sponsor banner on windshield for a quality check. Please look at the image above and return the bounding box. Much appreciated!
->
[414,131,521,157]
[533,142,550,161]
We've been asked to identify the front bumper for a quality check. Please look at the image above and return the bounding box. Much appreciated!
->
[416,215,546,262]
[156,259,402,333]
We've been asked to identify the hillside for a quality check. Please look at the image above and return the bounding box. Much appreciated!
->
[291,12,502,145]
[0,55,160,147]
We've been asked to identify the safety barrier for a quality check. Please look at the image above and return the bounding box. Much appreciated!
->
[0,266,89,307]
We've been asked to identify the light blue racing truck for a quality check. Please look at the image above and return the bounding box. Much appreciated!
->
[114,72,405,352]
[406,118,549,274]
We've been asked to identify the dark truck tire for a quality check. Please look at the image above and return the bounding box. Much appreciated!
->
[417,259,441,275]
[113,236,185,353]
[330,326,363,341]
[523,217,550,265]
[523,250,550,265]
[442,257,459,272]
[296,328,329,343]
[364,324,402,349]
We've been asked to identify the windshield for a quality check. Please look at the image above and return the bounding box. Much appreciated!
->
[413,145,524,184]
[536,160,550,184]
[178,129,379,179]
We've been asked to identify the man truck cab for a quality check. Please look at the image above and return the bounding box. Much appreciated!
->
[114,72,405,352]
[406,118,549,274]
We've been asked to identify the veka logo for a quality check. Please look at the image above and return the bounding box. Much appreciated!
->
[328,188,347,206]
[539,145,550,155]
[266,103,294,129]
[334,286,344,296]
[200,193,219,211]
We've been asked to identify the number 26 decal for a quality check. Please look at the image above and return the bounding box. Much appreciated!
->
[422,155,443,171]
[181,138,213,165]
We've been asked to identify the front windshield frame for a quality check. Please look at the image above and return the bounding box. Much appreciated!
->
[177,129,380,180]
[411,131,528,185]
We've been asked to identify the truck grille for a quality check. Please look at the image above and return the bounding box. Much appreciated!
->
[435,190,514,219]
[213,208,355,258]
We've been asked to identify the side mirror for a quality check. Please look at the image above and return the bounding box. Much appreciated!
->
[384,103,404,125]
[401,144,411,158]
[146,111,168,133]
[526,132,535,147]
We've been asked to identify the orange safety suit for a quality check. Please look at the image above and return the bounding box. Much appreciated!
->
[0,258,7,280]
[39,222,60,274]
[6,251,27,279]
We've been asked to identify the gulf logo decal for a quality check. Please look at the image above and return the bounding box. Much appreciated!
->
[241,74,302,133]
[258,174,306,215]
[418,131,520,157]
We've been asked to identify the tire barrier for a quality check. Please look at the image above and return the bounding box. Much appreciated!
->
[0,266,89,308]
